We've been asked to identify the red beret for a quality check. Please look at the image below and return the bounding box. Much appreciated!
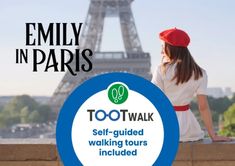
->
[159,28,190,47]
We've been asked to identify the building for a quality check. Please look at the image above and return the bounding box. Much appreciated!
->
[207,87,233,98]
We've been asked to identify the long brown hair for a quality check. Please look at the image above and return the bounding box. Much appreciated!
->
[162,43,203,85]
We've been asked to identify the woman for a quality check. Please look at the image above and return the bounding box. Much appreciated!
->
[152,28,231,142]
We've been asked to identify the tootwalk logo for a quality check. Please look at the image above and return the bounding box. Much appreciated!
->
[87,83,154,122]
[56,73,179,166]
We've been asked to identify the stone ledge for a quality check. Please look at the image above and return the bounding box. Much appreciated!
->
[0,139,234,166]
[0,161,63,166]
[0,139,58,161]
[175,139,235,161]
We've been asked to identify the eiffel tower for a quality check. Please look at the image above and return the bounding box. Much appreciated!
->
[50,0,151,112]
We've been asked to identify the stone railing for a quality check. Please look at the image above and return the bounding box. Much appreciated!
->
[0,139,234,166]
[174,139,235,166]
[0,139,60,166]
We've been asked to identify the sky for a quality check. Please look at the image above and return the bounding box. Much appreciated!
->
[0,0,235,96]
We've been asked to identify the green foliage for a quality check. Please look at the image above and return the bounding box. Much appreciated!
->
[207,96,232,113]
[211,111,220,125]
[0,95,55,128]
[219,103,235,136]
[20,106,29,123]
[223,103,235,125]
[37,105,52,122]
[190,96,234,126]
[28,110,41,123]
[231,93,235,103]
[0,114,5,128]
[3,95,38,114]
[191,96,232,114]
[219,124,235,136]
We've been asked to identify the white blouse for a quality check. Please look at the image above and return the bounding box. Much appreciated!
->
[151,63,207,142]
[151,63,208,106]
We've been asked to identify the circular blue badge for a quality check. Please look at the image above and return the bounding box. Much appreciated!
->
[56,72,179,166]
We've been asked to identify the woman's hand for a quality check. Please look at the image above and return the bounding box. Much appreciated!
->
[211,134,233,142]
[197,95,234,142]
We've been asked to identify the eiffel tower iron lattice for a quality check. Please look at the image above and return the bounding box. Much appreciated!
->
[50,0,151,112]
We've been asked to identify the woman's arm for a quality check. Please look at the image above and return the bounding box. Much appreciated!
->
[197,95,232,142]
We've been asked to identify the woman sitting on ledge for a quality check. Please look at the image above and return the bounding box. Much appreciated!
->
[152,28,232,142]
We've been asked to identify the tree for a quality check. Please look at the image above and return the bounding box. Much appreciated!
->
[219,103,235,136]
[231,93,235,103]
[28,111,41,123]
[2,95,38,116]
[190,96,232,113]
[0,114,5,128]
[223,103,235,125]
[20,106,29,123]
[0,95,54,128]
[37,105,52,122]
[207,96,232,114]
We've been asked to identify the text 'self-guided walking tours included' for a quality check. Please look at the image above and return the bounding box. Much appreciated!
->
[56,72,179,166]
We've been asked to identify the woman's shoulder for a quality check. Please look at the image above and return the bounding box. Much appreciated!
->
[154,63,173,74]
[157,63,176,71]
[200,68,208,79]
[194,68,208,87]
